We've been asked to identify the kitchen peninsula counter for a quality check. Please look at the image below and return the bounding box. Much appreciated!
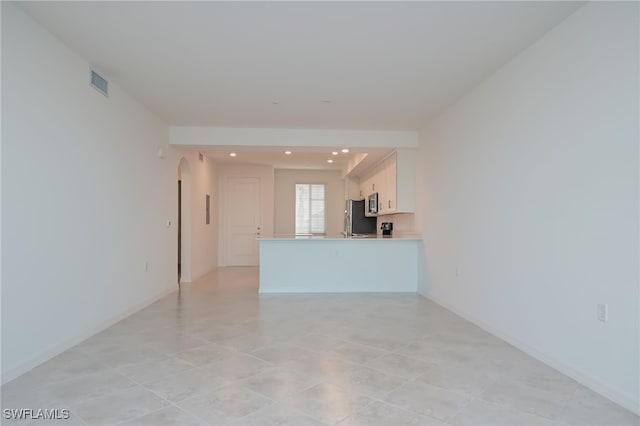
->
[258,235,421,293]
[259,234,421,241]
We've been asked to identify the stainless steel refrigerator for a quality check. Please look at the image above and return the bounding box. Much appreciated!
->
[344,199,377,236]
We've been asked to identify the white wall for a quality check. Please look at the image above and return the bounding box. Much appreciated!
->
[177,152,218,283]
[416,2,639,412]
[217,163,274,265]
[274,169,345,236]
[1,3,179,382]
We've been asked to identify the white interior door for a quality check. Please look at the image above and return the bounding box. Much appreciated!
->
[225,177,261,266]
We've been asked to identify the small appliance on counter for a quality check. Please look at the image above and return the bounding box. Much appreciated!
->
[381,222,393,237]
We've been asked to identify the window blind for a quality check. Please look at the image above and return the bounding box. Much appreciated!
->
[295,184,326,235]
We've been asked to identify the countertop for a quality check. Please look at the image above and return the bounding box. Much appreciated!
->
[258,234,422,241]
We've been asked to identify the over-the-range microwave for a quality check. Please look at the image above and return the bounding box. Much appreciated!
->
[368,192,379,214]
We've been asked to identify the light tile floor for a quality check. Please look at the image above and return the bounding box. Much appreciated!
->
[2,267,638,426]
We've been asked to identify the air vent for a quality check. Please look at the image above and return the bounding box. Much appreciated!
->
[90,68,108,97]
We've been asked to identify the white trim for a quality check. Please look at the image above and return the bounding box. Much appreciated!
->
[421,291,640,415]
[0,286,177,385]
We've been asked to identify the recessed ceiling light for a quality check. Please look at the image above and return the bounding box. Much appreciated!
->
[272,101,279,105]
[229,152,237,157]
[341,149,350,153]
[327,159,334,163]
[331,151,338,156]
[322,100,332,104]
[284,151,292,155]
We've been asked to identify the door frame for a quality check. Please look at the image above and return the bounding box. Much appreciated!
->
[178,158,192,283]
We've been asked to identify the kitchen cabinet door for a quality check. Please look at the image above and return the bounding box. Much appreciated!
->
[384,153,397,212]
[375,162,387,214]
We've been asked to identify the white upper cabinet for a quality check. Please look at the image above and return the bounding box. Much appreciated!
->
[359,149,415,215]
[383,153,397,213]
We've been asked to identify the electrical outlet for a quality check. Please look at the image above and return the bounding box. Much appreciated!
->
[597,303,608,322]
[455,264,461,278]
[144,261,149,272]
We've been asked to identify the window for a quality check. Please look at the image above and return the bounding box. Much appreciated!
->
[295,184,326,235]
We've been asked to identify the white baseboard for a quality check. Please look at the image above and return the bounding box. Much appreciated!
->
[421,290,640,416]
[1,285,178,385]
[183,265,219,285]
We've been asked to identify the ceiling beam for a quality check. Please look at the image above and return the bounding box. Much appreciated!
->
[169,127,418,149]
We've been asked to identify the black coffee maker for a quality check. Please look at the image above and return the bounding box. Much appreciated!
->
[380,222,393,237]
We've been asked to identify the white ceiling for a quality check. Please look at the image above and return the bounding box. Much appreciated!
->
[19,1,583,132]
